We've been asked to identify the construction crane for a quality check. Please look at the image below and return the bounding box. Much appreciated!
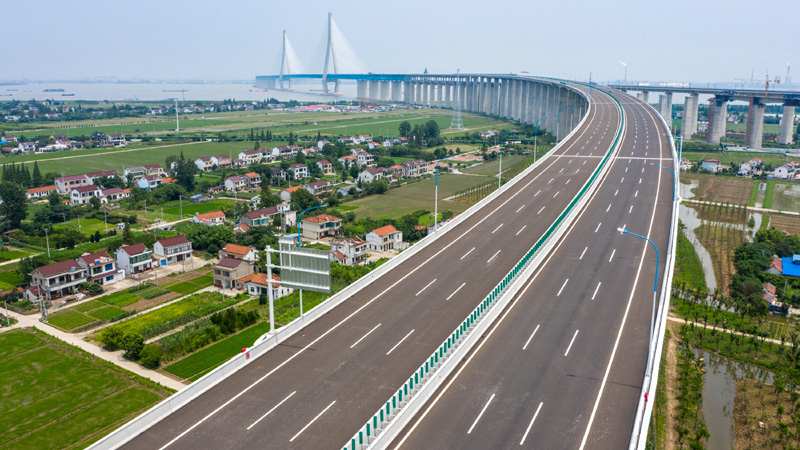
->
[734,70,780,96]
[163,89,187,101]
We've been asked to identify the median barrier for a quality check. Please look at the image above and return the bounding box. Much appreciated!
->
[342,83,625,450]
[88,79,593,450]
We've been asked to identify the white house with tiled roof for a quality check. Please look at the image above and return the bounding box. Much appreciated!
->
[366,225,405,251]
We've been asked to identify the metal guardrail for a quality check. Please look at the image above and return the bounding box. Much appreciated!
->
[627,93,680,450]
[342,83,625,450]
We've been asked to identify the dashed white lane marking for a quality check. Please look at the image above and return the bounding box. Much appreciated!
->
[492,223,503,234]
[522,324,541,350]
[386,329,415,355]
[564,329,579,356]
[350,323,382,349]
[460,247,475,260]
[516,204,526,213]
[247,391,296,430]
[516,225,527,236]
[289,401,336,442]
[592,282,601,300]
[538,206,545,215]
[467,394,495,434]
[579,246,588,260]
[609,248,616,262]
[595,222,602,233]
[416,279,437,296]
[557,279,569,296]
[446,282,467,301]
[519,402,544,445]
[487,250,502,263]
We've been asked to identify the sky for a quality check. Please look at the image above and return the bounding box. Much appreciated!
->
[5,0,797,85]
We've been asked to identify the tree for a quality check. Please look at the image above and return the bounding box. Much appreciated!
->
[32,162,42,187]
[288,131,295,145]
[99,327,125,350]
[425,120,441,140]
[259,293,267,305]
[47,190,61,207]
[89,195,101,210]
[295,151,306,164]
[122,333,144,360]
[139,344,163,368]
[290,188,321,213]
[399,121,411,138]
[0,182,28,230]
[175,160,197,192]
[259,189,282,208]
[349,164,359,180]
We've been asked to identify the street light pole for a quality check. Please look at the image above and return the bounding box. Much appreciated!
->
[44,228,50,258]
[651,163,677,201]
[179,195,183,220]
[617,226,660,389]
[498,130,517,189]
[296,204,328,247]
[533,116,548,164]
[434,155,455,232]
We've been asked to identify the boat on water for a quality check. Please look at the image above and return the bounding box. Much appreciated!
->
[43,88,65,92]
[61,93,75,96]
[249,88,268,92]
[6,89,17,91]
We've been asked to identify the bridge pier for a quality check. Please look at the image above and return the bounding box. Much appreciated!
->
[356,80,368,100]
[657,93,673,127]
[368,80,378,100]
[745,97,765,149]
[444,84,451,108]
[681,93,699,141]
[379,81,390,101]
[780,105,796,145]
[391,81,402,102]
[403,81,412,103]
[435,83,442,108]
[707,96,729,144]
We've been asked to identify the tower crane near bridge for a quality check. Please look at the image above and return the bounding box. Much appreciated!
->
[734,70,780,96]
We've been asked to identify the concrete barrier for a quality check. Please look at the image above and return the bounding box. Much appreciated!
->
[88,79,593,450]
[343,84,624,449]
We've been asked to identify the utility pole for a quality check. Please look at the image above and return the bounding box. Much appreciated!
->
[44,228,50,257]
[175,99,180,132]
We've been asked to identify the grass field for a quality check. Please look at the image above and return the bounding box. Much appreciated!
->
[0,270,20,290]
[54,218,111,236]
[674,227,707,292]
[682,150,788,168]
[0,329,170,449]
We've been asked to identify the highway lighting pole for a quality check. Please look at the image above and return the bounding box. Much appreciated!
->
[498,130,517,189]
[44,228,50,258]
[616,226,659,393]
[296,204,328,247]
[533,116,548,164]
[651,163,676,201]
[434,155,455,232]
[556,106,570,142]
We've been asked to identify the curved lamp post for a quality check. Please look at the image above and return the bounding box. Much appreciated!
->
[651,163,676,201]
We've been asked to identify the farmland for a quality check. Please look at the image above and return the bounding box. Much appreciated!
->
[0,329,170,449]
[680,173,755,205]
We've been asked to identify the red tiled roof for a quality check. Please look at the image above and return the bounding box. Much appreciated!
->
[119,243,149,255]
[79,251,113,266]
[216,257,245,269]
[304,214,341,224]
[372,225,398,237]
[221,243,254,256]
[35,259,82,277]
[238,272,281,287]
[771,257,784,272]
[157,235,190,248]
[26,185,57,194]
[196,211,225,221]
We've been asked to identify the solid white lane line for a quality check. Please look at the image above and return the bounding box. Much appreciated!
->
[516,204,526,213]
[564,330,579,356]
[460,247,475,261]
[416,279,437,296]
[467,394,495,434]
[516,225,527,236]
[557,279,569,296]
[487,250,502,263]
[553,191,559,199]
[350,323,382,348]
[595,222,601,233]
[579,246,588,260]
[614,189,618,196]
[519,402,544,446]
[446,282,466,301]
[289,401,336,442]
[608,249,616,262]
[247,391,296,430]
[522,324,540,350]
[386,329,415,355]
[629,205,633,214]
[592,282,601,300]
[606,203,611,212]
[492,223,503,234]
[537,206,545,215]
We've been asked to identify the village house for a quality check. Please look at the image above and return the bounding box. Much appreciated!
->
[77,251,121,286]
[279,185,303,203]
[211,155,231,169]
[304,180,332,197]
[302,214,342,240]
[143,164,163,176]
[238,273,292,299]
[26,185,58,200]
[338,155,357,167]
[224,176,245,192]
[27,259,87,301]
[70,185,102,205]
[774,164,794,179]
[366,225,405,252]
[101,187,128,203]
[137,174,163,190]
[124,166,147,180]
[239,205,296,227]
[352,149,374,166]
[195,157,214,172]
[191,210,226,225]
[243,172,262,189]
[270,167,288,186]
[85,170,118,182]
[115,243,153,275]
[238,149,269,164]
[272,145,300,159]
[290,163,309,180]
[329,237,368,265]
[213,257,254,289]
[56,174,91,194]
[219,243,258,262]
[109,134,127,146]
[317,160,334,175]
[359,168,388,184]
[153,235,193,266]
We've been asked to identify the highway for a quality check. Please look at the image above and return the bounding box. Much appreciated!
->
[390,92,674,449]
[120,85,625,450]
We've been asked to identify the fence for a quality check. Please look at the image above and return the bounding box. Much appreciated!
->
[342,83,625,450]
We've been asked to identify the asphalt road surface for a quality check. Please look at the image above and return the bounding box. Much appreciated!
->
[390,92,674,449]
[120,85,631,450]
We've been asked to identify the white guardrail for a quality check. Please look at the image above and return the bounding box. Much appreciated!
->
[628,93,680,450]
[89,80,593,450]
[342,84,625,450]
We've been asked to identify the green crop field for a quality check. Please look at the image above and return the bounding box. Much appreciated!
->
[75,299,105,312]
[47,309,96,330]
[88,305,127,321]
[102,291,140,307]
[0,329,170,449]
[164,322,269,380]
[161,275,212,295]
[0,271,19,290]
[54,218,111,236]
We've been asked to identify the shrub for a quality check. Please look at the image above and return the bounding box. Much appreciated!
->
[139,344,163,368]
[122,332,144,360]
[128,282,155,293]
[99,327,124,350]
[259,293,267,305]
[78,281,104,296]
[142,289,171,299]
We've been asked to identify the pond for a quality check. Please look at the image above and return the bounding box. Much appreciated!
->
[679,205,717,292]
[692,348,775,450]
